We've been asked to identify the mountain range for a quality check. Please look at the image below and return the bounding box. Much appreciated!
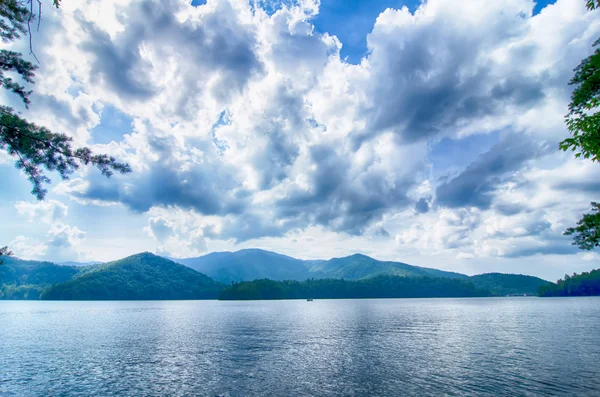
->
[0,249,552,300]
[173,249,468,283]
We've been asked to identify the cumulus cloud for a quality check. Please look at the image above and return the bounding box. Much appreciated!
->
[15,200,68,224]
[44,224,88,262]
[435,134,548,209]
[8,236,48,260]
[11,201,90,261]
[144,210,207,257]
[4,0,600,277]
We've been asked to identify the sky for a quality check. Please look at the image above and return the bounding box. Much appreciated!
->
[1,0,599,280]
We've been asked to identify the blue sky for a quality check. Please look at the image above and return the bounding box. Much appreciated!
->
[1,0,598,280]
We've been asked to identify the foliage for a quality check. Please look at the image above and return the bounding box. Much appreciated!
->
[559,36,600,162]
[0,0,29,43]
[218,276,491,300]
[564,202,600,249]
[40,252,225,300]
[560,1,600,249]
[0,245,12,265]
[587,0,600,10]
[538,269,600,296]
[0,256,79,299]
[1,106,132,199]
[0,0,131,200]
[470,273,550,296]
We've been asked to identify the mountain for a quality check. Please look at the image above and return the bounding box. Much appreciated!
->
[40,253,224,300]
[309,253,469,280]
[175,250,468,283]
[0,257,80,299]
[1,250,557,300]
[175,249,310,283]
[470,273,551,296]
[538,269,600,297]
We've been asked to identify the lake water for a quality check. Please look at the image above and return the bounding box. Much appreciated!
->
[1,297,599,396]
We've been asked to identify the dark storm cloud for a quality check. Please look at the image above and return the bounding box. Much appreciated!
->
[436,135,545,209]
[79,0,262,106]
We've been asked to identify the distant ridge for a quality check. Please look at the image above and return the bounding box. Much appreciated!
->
[57,261,104,267]
[175,249,469,283]
[1,250,554,300]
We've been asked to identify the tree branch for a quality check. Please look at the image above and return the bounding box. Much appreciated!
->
[27,0,39,63]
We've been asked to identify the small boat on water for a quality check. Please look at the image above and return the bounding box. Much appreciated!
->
[306,298,313,301]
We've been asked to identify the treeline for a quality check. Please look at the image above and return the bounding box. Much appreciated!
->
[219,276,491,300]
[538,269,600,297]
[0,258,79,300]
[0,285,45,300]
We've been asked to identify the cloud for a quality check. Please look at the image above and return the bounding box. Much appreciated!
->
[435,134,548,209]
[353,1,549,145]
[8,236,48,259]
[45,224,88,262]
[144,210,207,257]
[415,197,431,214]
[47,224,87,248]
[79,0,263,112]
[11,203,89,262]
[4,0,600,278]
[15,200,68,224]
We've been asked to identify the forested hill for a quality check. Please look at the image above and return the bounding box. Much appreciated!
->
[470,273,550,296]
[1,250,560,300]
[538,269,600,297]
[0,257,80,299]
[40,253,225,300]
[218,276,491,300]
[175,249,469,283]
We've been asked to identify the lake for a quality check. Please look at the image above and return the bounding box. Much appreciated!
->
[1,297,599,396]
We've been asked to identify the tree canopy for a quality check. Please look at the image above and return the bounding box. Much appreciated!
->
[0,0,130,200]
[0,246,12,265]
[560,0,600,249]
[538,268,600,296]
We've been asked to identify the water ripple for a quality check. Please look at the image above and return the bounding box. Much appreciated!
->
[0,297,599,396]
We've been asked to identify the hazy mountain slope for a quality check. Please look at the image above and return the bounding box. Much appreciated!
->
[0,257,80,299]
[57,261,103,267]
[176,250,472,283]
[179,250,555,296]
[308,254,470,280]
[470,273,550,296]
[175,249,310,283]
[41,253,224,300]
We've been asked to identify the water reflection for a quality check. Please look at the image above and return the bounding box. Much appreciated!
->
[1,298,599,396]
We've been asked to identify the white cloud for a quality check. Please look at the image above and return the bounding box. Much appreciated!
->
[3,0,600,279]
[15,200,68,224]
[8,236,48,260]
[44,223,88,262]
